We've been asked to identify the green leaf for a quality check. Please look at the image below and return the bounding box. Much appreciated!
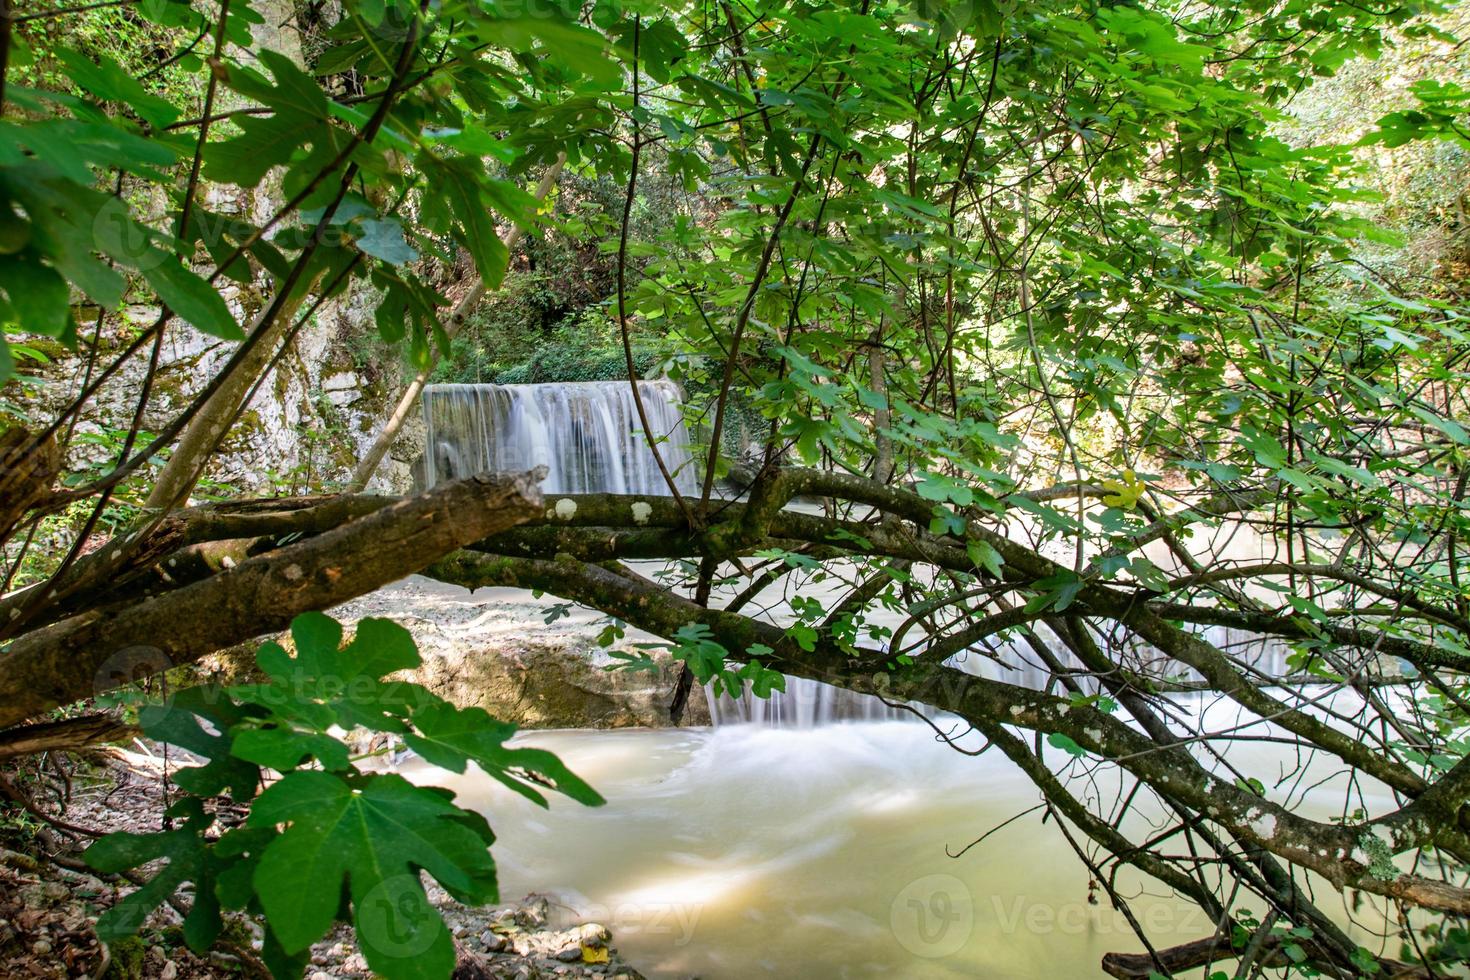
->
[438,160,508,289]
[55,48,181,129]
[140,686,262,801]
[85,798,223,951]
[356,218,418,264]
[248,770,499,977]
[231,724,352,772]
[0,253,70,336]
[248,614,426,731]
[204,112,315,187]
[404,701,605,808]
[144,261,243,339]
[1047,732,1086,758]
[226,50,331,119]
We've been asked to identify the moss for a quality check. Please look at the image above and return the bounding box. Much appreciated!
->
[1357,829,1399,880]
[103,937,147,980]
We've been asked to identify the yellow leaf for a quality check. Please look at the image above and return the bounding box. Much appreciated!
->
[1100,469,1144,510]
[582,944,610,964]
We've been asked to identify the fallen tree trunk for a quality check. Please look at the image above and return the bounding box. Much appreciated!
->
[0,714,138,761]
[0,469,544,730]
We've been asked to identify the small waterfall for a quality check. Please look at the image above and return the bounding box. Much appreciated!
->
[707,623,1296,729]
[421,381,697,495]
[706,676,911,727]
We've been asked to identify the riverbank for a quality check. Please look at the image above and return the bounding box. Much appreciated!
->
[0,748,649,980]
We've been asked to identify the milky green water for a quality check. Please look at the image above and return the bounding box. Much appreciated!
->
[413,720,1268,979]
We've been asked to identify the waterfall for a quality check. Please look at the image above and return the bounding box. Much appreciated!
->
[706,623,1295,729]
[419,383,1296,729]
[421,381,697,495]
[706,676,911,727]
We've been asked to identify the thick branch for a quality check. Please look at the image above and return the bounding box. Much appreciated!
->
[0,470,544,730]
[0,714,137,760]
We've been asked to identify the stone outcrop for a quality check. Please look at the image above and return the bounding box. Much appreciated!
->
[329,577,709,729]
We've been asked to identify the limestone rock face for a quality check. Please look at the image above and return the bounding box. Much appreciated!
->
[327,577,710,729]
[410,640,709,729]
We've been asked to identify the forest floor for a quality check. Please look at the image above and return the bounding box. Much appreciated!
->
[0,744,649,980]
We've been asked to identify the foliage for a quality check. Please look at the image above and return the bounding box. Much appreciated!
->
[84,613,602,980]
[4,0,1470,975]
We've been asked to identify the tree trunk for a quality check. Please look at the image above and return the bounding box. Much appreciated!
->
[0,469,544,730]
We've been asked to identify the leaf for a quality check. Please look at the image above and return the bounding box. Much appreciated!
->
[439,161,508,289]
[226,50,331,119]
[966,540,1004,578]
[249,770,499,978]
[404,701,604,808]
[1099,469,1145,510]
[1025,572,1084,613]
[204,112,314,187]
[85,798,224,952]
[0,253,70,336]
[486,17,621,84]
[355,218,418,265]
[55,48,180,129]
[247,614,426,731]
[1047,732,1086,758]
[144,260,243,339]
[140,686,263,801]
[231,723,352,772]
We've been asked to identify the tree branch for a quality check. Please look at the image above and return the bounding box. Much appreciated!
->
[0,470,544,730]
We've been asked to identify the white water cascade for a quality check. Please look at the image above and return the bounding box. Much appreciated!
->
[705,620,1295,727]
[419,382,1296,730]
[421,380,697,495]
[705,675,910,726]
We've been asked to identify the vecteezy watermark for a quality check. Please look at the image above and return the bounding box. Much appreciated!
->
[358,874,442,959]
[988,894,1213,937]
[890,874,974,958]
[91,196,168,273]
[567,900,704,948]
[93,645,172,697]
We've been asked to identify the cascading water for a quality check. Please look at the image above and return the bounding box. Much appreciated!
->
[705,619,1294,727]
[421,380,697,495]
[418,382,1295,729]
[705,675,910,726]
[420,380,906,725]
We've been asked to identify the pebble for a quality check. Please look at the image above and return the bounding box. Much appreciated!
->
[31,940,52,956]
[480,929,507,952]
[160,962,179,980]
[310,972,334,980]
[556,946,584,962]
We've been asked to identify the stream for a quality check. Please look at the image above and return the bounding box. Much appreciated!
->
[402,381,1396,978]
[407,694,1394,979]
